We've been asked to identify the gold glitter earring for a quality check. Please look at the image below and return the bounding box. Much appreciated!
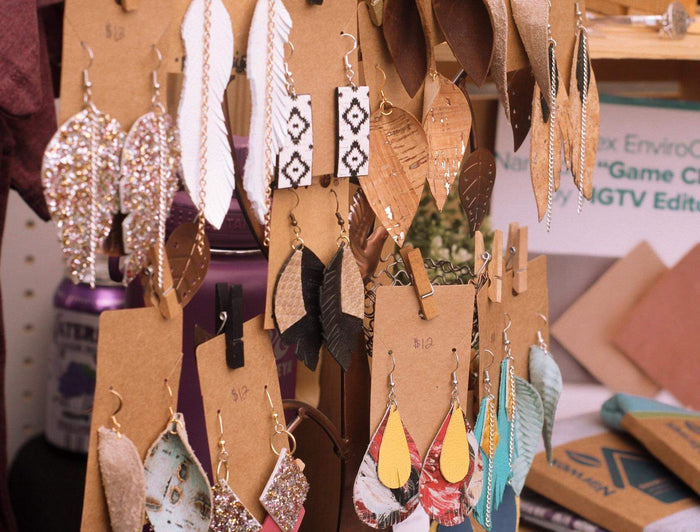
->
[42,41,126,287]
[259,386,309,532]
[210,410,262,532]
[119,44,181,287]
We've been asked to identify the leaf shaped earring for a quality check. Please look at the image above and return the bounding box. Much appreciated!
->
[144,381,212,531]
[570,3,600,213]
[361,68,429,247]
[419,349,475,526]
[510,375,544,496]
[260,386,309,532]
[529,312,562,465]
[422,72,471,212]
[97,387,145,532]
[320,188,365,371]
[210,411,262,531]
[120,45,181,286]
[354,350,421,528]
[272,192,324,371]
[42,42,125,287]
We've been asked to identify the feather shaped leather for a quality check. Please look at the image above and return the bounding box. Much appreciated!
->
[529,345,562,465]
[510,375,544,496]
[382,0,427,97]
[272,247,324,371]
[178,0,235,229]
[320,243,364,371]
[245,0,292,224]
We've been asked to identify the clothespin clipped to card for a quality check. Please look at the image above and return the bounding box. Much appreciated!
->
[507,223,528,294]
[117,0,141,11]
[144,246,180,320]
[488,229,503,303]
[399,245,438,320]
[215,283,244,369]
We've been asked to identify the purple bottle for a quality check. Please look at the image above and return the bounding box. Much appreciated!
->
[44,256,125,453]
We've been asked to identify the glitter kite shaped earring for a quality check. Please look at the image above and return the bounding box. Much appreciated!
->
[119,44,181,287]
[259,386,309,532]
[353,350,422,529]
[335,32,370,179]
[210,410,262,532]
[97,387,145,532]
[143,380,212,532]
[42,41,126,287]
[419,349,476,526]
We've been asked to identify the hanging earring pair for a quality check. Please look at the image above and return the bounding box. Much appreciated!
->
[335,32,370,179]
[120,45,181,287]
[210,410,263,531]
[97,387,145,532]
[42,42,126,287]
[354,350,422,529]
[259,386,309,532]
[143,380,212,532]
[419,349,479,526]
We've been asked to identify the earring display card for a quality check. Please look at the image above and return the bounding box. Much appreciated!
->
[80,306,184,531]
[371,285,476,457]
[197,315,287,523]
[276,94,314,189]
[264,178,349,330]
[478,255,549,401]
[552,242,664,396]
[335,86,370,178]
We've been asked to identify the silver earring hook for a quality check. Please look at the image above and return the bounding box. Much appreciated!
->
[340,32,357,87]
[150,44,165,111]
[284,42,297,97]
[81,41,94,70]
[503,313,513,357]
[80,41,95,109]
[151,44,163,70]
[482,348,495,395]
[387,350,398,407]
[536,311,548,350]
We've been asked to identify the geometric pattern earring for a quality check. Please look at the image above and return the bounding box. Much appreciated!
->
[119,45,181,287]
[210,410,262,532]
[42,42,125,287]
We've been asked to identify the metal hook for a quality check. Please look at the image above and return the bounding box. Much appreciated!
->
[165,379,176,419]
[341,32,357,86]
[375,64,387,92]
[482,349,495,372]
[265,385,275,411]
[475,251,492,277]
[216,310,228,335]
[503,312,512,345]
[452,348,460,373]
[286,41,295,61]
[151,44,163,70]
[374,64,394,115]
[81,41,94,70]
[536,311,548,349]
[217,409,225,437]
[109,386,123,417]
[283,42,297,97]
[388,350,396,387]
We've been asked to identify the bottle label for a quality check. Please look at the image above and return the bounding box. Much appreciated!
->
[45,309,99,453]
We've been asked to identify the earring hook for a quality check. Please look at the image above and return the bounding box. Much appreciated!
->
[284,41,296,97]
[216,409,230,484]
[536,311,548,350]
[374,64,394,115]
[81,41,94,70]
[482,348,495,395]
[289,189,305,251]
[387,350,398,407]
[108,386,123,436]
[151,44,163,70]
[341,32,357,86]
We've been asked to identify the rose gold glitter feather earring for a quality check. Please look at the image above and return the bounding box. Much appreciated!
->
[42,41,126,288]
[119,44,181,288]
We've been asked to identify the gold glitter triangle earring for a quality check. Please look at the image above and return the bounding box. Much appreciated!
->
[119,44,181,287]
[259,386,309,532]
[42,41,126,287]
[210,410,262,531]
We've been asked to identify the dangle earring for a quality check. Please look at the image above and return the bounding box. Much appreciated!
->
[529,312,562,464]
[259,386,309,532]
[143,380,212,531]
[119,45,181,286]
[271,190,324,371]
[42,42,126,287]
[419,349,477,526]
[319,187,365,371]
[276,43,314,189]
[335,32,370,179]
[354,350,421,529]
[529,0,571,231]
[210,410,262,531]
[570,2,600,213]
[474,349,500,531]
[97,387,145,532]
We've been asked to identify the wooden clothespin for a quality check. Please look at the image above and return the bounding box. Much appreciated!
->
[118,0,141,12]
[215,284,245,369]
[144,246,180,320]
[488,230,503,303]
[399,245,438,320]
[513,226,528,294]
[506,223,519,271]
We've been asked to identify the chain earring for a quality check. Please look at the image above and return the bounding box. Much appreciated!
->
[42,41,126,287]
[143,380,212,531]
[335,32,370,179]
[259,386,309,532]
[570,2,600,213]
[354,350,421,528]
[271,190,324,371]
[275,42,314,189]
[419,349,478,526]
[210,410,262,531]
[319,187,365,371]
[119,45,181,287]
[97,387,145,532]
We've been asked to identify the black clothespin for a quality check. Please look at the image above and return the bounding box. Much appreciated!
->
[215,283,244,369]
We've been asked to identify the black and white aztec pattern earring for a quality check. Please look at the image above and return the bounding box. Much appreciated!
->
[335,32,370,179]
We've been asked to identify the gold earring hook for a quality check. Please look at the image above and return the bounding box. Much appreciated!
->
[374,64,394,115]
[330,189,349,246]
[216,409,230,484]
[265,385,297,456]
[108,386,123,437]
[289,189,305,251]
